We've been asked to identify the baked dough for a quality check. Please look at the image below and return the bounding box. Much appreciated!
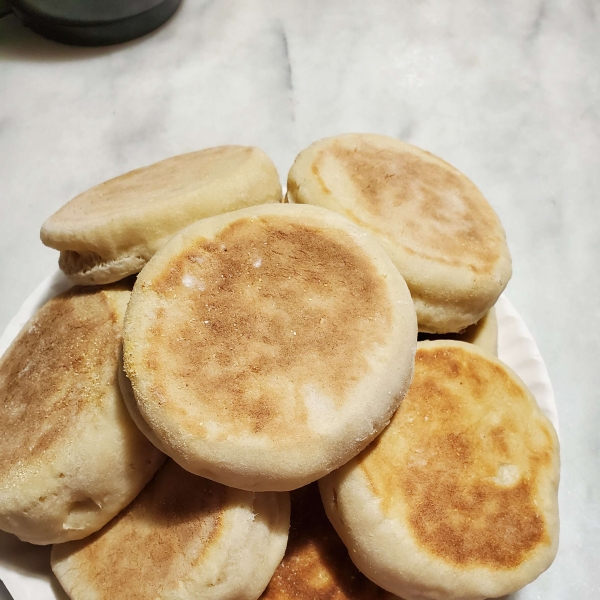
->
[287,134,512,333]
[320,341,560,600]
[41,146,282,284]
[0,283,164,545]
[261,483,398,599]
[122,203,417,491]
[52,460,290,600]
[419,306,498,355]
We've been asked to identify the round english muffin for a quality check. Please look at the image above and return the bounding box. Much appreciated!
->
[320,340,560,600]
[419,306,498,356]
[287,134,512,334]
[122,203,417,491]
[41,146,282,285]
[261,482,398,600]
[52,460,290,600]
[0,283,165,545]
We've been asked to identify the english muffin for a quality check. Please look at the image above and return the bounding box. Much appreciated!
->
[122,203,417,491]
[51,460,290,600]
[41,146,282,285]
[287,134,512,333]
[320,340,560,600]
[418,306,498,355]
[0,283,165,545]
[261,482,398,600]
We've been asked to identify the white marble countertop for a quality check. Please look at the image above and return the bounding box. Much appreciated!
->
[0,1,598,598]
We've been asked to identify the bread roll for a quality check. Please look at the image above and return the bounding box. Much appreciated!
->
[122,203,417,491]
[287,134,512,334]
[320,341,560,600]
[0,283,165,545]
[261,483,398,599]
[52,460,290,600]
[41,146,282,285]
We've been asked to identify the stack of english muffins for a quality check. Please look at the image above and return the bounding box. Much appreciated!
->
[0,136,559,600]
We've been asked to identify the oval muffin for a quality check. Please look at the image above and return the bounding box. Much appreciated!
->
[41,146,282,285]
[320,340,560,600]
[418,306,498,356]
[261,482,399,600]
[287,134,512,334]
[52,460,290,600]
[122,203,417,491]
[0,283,165,545]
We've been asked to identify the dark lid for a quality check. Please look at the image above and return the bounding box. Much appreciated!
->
[7,0,182,46]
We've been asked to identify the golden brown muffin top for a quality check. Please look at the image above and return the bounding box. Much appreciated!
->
[0,285,128,477]
[360,342,557,569]
[134,214,394,441]
[310,140,505,275]
[262,483,389,599]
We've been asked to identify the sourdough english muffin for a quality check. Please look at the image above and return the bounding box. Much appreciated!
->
[320,340,560,600]
[52,460,290,600]
[419,306,498,356]
[287,134,512,333]
[0,284,165,545]
[261,483,398,600]
[122,203,417,491]
[41,146,282,285]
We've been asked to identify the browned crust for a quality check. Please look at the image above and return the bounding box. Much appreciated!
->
[138,215,393,440]
[53,461,227,600]
[312,141,505,275]
[360,344,556,570]
[0,284,130,477]
[261,483,388,599]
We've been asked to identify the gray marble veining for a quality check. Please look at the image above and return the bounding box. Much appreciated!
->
[1,0,599,598]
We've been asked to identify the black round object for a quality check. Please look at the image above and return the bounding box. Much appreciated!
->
[7,0,182,46]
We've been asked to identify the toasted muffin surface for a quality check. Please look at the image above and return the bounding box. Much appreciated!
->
[0,284,164,545]
[306,142,499,272]
[139,214,393,437]
[0,287,121,478]
[363,342,554,569]
[320,341,559,600]
[261,483,395,600]
[52,460,290,600]
[287,134,512,333]
[123,203,417,491]
[41,146,282,284]
[54,466,227,600]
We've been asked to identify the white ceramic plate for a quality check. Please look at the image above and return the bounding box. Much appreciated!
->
[0,272,559,600]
